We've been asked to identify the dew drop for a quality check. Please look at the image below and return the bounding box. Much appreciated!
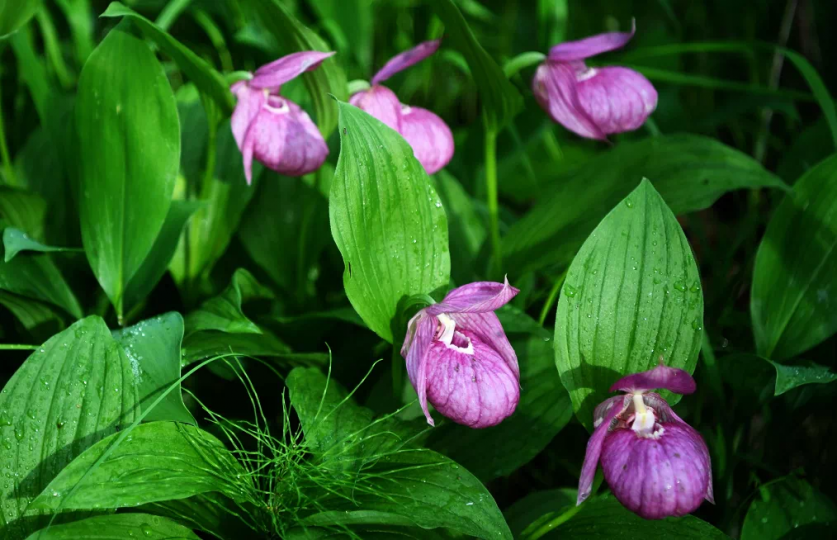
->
[625,198,634,208]
[564,284,578,298]
[673,281,687,292]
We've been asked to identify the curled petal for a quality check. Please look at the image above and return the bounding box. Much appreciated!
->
[600,422,713,519]
[548,23,635,62]
[593,395,630,429]
[611,363,696,395]
[249,51,335,90]
[533,62,606,140]
[399,105,454,175]
[402,314,437,426]
[424,329,519,428]
[372,40,441,85]
[242,96,328,183]
[428,278,519,315]
[231,82,265,149]
[575,66,657,136]
[578,396,629,506]
[349,86,403,132]
[451,312,519,380]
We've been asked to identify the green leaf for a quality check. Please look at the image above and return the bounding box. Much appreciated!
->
[434,171,486,286]
[112,312,196,425]
[23,514,200,540]
[0,226,83,319]
[309,0,373,73]
[182,328,290,365]
[100,2,234,115]
[245,0,347,137]
[0,0,40,39]
[184,268,274,336]
[535,494,728,539]
[3,228,82,262]
[504,488,577,539]
[428,333,572,481]
[741,477,837,540]
[427,0,523,132]
[329,101,450,343]
[555,179,704,429]
[30,422,249,512]
[0,187,47,243]
[122,200,201,313]
[303,448,512,540]
[0,290,62,336]
[752,154,837,360]
[140,493,262,540]
[503,134,787,274]
[76,20,180,320]
[770,360,837,396]
[0,316,139,540]
[239,173,328,294]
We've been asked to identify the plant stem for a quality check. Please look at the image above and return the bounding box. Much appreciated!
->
[485,129,502,277]
[0,344,39,350]
[0,84,18,187]
[524,505,583,540]
[538,270,567,325]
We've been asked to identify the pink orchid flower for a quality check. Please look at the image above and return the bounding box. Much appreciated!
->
[401,279,520,428]
[578,361,714,519]
[533,24,658,140]
[350,41,454,175]
[231,51,334,184]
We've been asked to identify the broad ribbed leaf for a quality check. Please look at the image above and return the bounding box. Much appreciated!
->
[328,102,450,342]
[741,477,837,540]
[0,317,139,540]
[555,179,704,430]
[184,268,273,336]
[752,154,837,360]
[503,135,787,274]
[141,493,260,540]
[428,332,572,481]
[0,0,39,39]
[24,514,200,540]
[100,2,234,115]
[76,21,179,320]
[427,0,522,132]
[504,488,576,539]
[0,290,61,334]
[245,0,347,136]
[30,422,249,512]
[113,313,196,425]
[3,228,81,262]
[539,494,728,539]
[122,201,201,312]
[0,187,47,243]
[770,360,837,396]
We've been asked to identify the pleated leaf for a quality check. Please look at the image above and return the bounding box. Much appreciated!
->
[23,514,200,540]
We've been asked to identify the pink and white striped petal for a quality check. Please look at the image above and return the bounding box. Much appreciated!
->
[548,24,635,62]
[249,51,336,90]
[372,40,441,85]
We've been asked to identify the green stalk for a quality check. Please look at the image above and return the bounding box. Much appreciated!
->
[485,129,502,276]
[538,270,568,325]
[524,505,583,540]
[0,344,39,350]
[0,84,17,187]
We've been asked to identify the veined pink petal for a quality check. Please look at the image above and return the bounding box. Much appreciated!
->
[249,51,335,90]
[349,86,403,132]
[402,314,438,426]
[243,96,328,182]
[575,66,657,136]
[533,62,607,140]
[399,105,454,175]
[371,40,441,85]
[231,82,265,149]
[610,363,696,395]
[593,395,629,429]
[424,329,519,428]
[600,422,713,519]
[578,395,630,506]
[548,23,635,62]
[428,278,519,315]
[451,312,519,380]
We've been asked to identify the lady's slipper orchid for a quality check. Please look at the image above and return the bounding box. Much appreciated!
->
[231,51,333,184]
[350,41,454,175]
[533,25,657,140]
[577,361,713,520]
[400,279,520,428]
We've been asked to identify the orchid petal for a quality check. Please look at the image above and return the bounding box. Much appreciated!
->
[533,62,607,140]
[249,51,335,90]
[548,23,635,62]
[578,395,630,505]
[424,329,519,428]
[600,422,713,519]
[231,82,265,149]
[399,105,454,175]
[403,314,438,426]
[611,363,696,395]
[349,86,403,132]
[450,312,519,380]
[371,40,441,85]
[575,66,657,136]
[427,278,519,315]
[244,96,328,179]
